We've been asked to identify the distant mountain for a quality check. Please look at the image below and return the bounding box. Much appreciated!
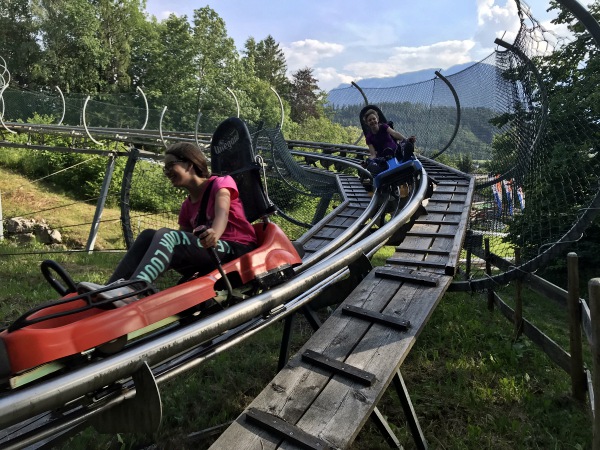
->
[329,62,476,91]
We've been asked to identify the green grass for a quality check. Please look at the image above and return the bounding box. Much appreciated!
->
[0,166,593,449]
[56,286,592,450]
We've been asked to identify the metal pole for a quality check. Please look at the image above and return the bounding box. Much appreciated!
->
[556,0,600,47]
[86,152,116,253]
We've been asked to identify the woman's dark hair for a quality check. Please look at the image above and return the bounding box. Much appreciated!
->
[165,142,210,178]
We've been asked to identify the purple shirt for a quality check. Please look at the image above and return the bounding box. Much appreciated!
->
[178,175,257,246]
[365,123,398,157]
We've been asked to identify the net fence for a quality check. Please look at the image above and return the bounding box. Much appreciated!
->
[0,87,196,133]
[1,0,599,290]
[326,0,600,289]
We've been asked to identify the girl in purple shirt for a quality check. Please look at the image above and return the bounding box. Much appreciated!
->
[363,109,406,159]
[108,142,257,284]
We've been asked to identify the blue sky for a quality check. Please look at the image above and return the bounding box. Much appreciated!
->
[144,0,566,91]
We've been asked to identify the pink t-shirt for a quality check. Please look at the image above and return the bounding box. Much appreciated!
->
[178,175,257,246]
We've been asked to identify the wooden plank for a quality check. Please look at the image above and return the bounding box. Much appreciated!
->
[444,176,475,275]
[427,198,466,204]
[406,231,456,239]
[212,270,452,449]
[414,219,460,225]
[287,275,453,449]
[374,268,440,286]
[393,248,450,256]
[244,408,333,450]
[210,272,411,450]
[342,304,412,330]
[386,258,447,270]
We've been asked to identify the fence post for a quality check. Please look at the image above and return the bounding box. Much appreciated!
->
[514,248,523,339]
[485,238,494,311]
[589,278,600,449]
[465,229,472,279]
[568,253,585,402]
[86,152,116,253]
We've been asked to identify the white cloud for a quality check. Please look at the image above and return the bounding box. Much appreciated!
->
[475,0,521,50]
[475,1,573,57]
[150,9,176,20]
[313,67,355,91]
[283,39,345,73]
[343,40,476,79]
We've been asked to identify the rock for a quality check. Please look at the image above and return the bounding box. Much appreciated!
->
[4,217,62,245]
[5,217,37,234]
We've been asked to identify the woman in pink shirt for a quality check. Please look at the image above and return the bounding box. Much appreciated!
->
[107,142,257,284]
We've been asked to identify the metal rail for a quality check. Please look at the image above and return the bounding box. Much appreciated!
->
[0,166,430,447]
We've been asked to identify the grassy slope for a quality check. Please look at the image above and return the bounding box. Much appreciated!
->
[0,166,592,449]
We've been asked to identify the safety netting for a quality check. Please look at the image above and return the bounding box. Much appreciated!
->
[326,0,600,289]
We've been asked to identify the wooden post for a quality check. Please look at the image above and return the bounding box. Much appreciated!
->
[567,253,585,402]
[465,229,472,279]
[485,238,494,311]
[514,248,523,339]
[589,278,600,450]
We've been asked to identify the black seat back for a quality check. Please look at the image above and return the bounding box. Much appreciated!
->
[210,117,276,223]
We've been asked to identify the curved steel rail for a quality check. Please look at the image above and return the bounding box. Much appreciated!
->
[0,166,430,439]
[136,86,149,131]
[270,86,284,130]
[429,71,461,160]
[54,86,66,126]
[0,85,16,135]
[350,81,369,146]
[158,106,168,148]
[82,96,104,146]
[227,87,240,118]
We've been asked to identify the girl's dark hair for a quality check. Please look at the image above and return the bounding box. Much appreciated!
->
[165,142,210,178]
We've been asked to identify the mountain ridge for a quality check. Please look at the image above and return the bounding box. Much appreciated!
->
[329,62,475,91]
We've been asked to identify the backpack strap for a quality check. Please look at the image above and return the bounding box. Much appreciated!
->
[194,177,217,229]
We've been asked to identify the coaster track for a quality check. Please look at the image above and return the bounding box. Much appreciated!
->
[0,125,436,448]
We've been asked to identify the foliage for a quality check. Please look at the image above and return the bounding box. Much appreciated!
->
[286,115,362,146]
[289,67,324,123]
[455,152,475,173]
[243,35,291,99]
[0,114,129,207]
[503,1,600,265]
[0,0,41,87]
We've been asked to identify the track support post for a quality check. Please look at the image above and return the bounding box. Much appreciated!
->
[86,152,116,253]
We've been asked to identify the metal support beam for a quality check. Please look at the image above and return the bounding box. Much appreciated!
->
[393,370,428,450]
[278,314,295,371]
[370,406,404,449]
[86,152,116,253]
[90,361,162,433]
